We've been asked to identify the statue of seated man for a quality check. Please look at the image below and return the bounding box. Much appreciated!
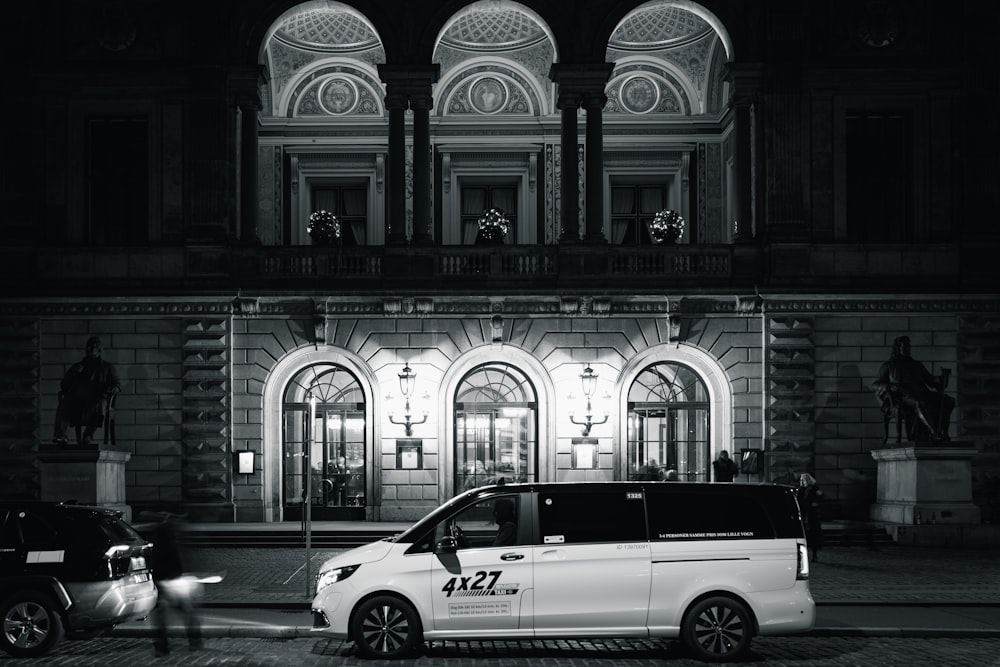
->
[53,336,121,446]
[872,335,954,443]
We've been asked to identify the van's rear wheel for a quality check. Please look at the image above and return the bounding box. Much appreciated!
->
[350,595,422,659]
[681,595,753,662]
[0,591,65,658]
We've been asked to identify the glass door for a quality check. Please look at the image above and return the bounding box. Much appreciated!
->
[626,362,710,482]
[282,363,367,521]
[454,363,537,494]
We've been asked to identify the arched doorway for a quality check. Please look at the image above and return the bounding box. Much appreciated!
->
[453,362,538,494]
[281,362,367,520]
[626,361,710,481]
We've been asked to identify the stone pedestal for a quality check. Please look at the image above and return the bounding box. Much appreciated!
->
[39,448,132,522]
[870,444,981,525]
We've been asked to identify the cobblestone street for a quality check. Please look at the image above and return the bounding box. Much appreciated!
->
[2,635,999,666]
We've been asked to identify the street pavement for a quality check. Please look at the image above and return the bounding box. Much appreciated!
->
[120,535,1000,636]
[3,536,1000,665]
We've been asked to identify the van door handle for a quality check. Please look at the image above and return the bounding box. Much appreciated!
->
[500,552,524,561]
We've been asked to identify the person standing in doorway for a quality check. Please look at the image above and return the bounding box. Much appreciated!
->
[712,450,739,482]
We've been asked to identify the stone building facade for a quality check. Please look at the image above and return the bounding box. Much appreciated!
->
[1,0,998,525]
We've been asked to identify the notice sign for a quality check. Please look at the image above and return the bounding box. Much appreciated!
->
[449,601,511,617]
[396,439,423,470]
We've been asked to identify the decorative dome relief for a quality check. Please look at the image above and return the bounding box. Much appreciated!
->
[469,77,508,114]
[605,72,685,115]
[290,72,382,117]
[609,2,714,50]
[620,75,660,114]
[439,4,549,52]
[319,77,359,114]
[441,69,535,116]
[273,4,381,52]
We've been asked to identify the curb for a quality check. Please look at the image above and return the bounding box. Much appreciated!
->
[112,626,1000,640]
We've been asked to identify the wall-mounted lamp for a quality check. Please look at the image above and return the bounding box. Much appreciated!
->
[388,364,428,436]
[568,365,609,436]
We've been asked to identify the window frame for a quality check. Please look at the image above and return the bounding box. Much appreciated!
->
[833,95,929,243]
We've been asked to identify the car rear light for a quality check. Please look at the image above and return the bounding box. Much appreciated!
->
[796,542,809,580]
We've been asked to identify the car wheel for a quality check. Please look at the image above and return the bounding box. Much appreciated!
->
[350,595,422,659]
[681,595,753,662]
[0,591,65,658]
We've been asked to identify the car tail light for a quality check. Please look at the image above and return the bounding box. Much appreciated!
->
[796,542,809,580]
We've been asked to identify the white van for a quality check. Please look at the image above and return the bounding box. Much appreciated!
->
[311,481,814,661]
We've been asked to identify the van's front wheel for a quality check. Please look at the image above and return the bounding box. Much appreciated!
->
[681,595,753,662]
[351,595,422,659]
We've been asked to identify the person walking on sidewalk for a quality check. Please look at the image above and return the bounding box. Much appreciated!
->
[145,511,203,657]
[797,473,825,562]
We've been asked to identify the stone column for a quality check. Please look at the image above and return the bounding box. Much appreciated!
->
[229,66,264,245]
[410,92,434,245]
[723,63,763,242]
[238,94,261,244]
[583,90,609,244]
[549,64,614,244]
[557,94,580,242]
[384,90,408,245]
[377,65,440,246]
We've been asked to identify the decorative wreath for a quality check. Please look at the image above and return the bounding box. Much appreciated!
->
[650,209,685,242]
[307,210,341,245]
[477,208,510,242]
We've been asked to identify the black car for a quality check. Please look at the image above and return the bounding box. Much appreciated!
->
[0,502,158,657]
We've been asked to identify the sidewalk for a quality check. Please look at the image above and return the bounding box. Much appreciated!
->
[115,528,1000,639]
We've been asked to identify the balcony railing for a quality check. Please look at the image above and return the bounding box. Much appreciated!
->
[9,241,983,296]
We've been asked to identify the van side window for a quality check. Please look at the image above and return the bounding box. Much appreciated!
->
[646,492,774,540]
[449,494,521,549]
[537,491,646,544]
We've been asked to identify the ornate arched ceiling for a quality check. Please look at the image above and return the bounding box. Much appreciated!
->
[272,5,380,53]
[261,0,731,119]
[606,1,731,116]
[433,1,555,118]
[262,1,386,118]
[438,5,551,52]
[609,3,714,50]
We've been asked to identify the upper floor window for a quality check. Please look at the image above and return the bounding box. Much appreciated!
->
[610,184,666,245]
[462,185,516,244]
[844,110,913,243]
[313,185,367,246]
[87,116,148,244]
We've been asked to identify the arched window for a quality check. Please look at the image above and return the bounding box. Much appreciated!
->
[454,362,538,494]
[626,361,710,481]
[282,362,366,520]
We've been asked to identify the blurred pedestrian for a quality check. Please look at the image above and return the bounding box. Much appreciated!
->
[797,473,825,562]
[712,450,739,482]
[145,511,202,656]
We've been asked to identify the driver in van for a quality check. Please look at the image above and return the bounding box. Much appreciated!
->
[492,499,517,546]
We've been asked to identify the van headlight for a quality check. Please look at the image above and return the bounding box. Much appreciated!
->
[316,564,360,593]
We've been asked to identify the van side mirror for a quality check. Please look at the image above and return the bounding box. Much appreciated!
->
[435,536,458,554]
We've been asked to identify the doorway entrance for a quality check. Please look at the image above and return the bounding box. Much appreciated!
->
[282,362,367,521]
